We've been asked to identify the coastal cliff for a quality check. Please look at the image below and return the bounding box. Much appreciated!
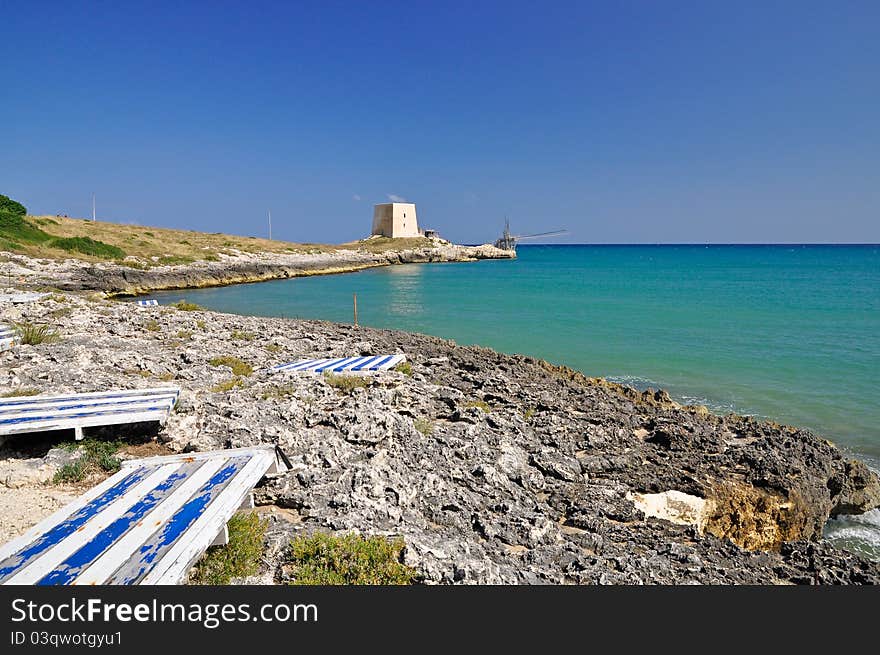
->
[1,292,879,584]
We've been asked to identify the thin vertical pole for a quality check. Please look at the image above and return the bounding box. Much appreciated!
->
[353,293,358,326]
[92,193,96,221]
[268,209,272,240]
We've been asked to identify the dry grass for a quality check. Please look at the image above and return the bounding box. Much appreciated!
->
[12,215,335,263]
[337,236,435,253]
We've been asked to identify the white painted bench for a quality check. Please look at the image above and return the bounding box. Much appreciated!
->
[0,445,290,585]
[135,299,158,307]
[270,354,407,374]
[0,324,16,351]
[0,387,180,441]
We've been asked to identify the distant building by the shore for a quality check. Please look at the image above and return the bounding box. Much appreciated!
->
[371,202,421,238]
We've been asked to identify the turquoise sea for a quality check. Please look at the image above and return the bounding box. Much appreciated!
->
[148,245,880,556]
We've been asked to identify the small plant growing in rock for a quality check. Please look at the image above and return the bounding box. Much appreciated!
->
[260,384,297,400]
[1,387,40,397]
[176,330,192,340]
[464,400,491,413]
[196,320,206,329]
[53,438,123,483]
[285,533,418,585]
[211,377,245,393]
[145,319,160,332]
[172,299,203,311]
[265,343,283,353]
[523,407,536,422]
[190,511,268,585]
[231,330,255,341]
[394,361,413,376]
[209,356,253,377]
[413,417,434,436]
[15,322,60,345]
[323,372,368,393]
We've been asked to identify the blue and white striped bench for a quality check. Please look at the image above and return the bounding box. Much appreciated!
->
[135,299,159,307]
[0,388,180,441]
[0,445,290,585]
[0,324,16,351]
[270,354,407,374]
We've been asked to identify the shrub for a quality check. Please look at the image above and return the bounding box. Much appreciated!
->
[172,300,203,311]
[15,322,60,345]
[286,533,418,585]
[394,361,413,376]
[264,343,282,353]
[190,512,268,584]
[209,356,253,377]
[176,330,192,339]
[0,194,27,216]
[49,236,125,259]
[230,330,255,341]
[324,372,368,393]
[145,319,160,332]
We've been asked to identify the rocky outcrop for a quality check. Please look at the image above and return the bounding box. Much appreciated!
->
[0,243,515,295]
[1,292,878,584]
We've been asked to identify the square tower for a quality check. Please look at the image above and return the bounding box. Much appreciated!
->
[371,203,420,238]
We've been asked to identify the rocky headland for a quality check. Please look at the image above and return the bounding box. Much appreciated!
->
[1,291,879,584]
[0,241,514,295]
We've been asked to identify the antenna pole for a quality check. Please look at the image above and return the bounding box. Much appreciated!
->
[268,209,272,240]
[92,193,96,221]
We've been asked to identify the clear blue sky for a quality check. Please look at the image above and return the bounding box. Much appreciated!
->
[1,1,877,244]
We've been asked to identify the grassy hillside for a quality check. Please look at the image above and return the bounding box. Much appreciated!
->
[0,190,442,266]
[1,214,336,265]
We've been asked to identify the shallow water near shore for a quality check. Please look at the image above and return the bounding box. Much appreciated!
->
[149,244,880,555]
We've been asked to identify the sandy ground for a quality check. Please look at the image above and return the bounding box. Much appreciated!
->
[0,485,78,544]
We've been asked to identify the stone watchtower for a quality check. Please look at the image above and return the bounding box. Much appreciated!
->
[371,202,420,238]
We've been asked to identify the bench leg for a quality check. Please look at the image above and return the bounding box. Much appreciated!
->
[74,426,84,441]
[238,494,255,510]
[211,524,229,547]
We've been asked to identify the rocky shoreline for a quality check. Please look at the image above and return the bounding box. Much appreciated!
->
[1,291,879,584]
[0,241,514,295]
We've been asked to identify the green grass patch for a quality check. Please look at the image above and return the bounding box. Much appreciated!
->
[196,320,206,329]
[230,330,255,341]
[264,343,283,353]
[53,438,123,483]
[523,407,536,421]
[209,356,253,377]
[1,387,40,397]
[413,417,434,436]
[157,254,194,266]
[285,533,418,585]
[0,212,52,245]
[394,361,413,376]
[50,236,125,259]
[172,300,203,311]
[14,322,60,345]
[210,377,245,392]
[176,330,192,340]
[324,372,368,393]
[145,319,160,332]
[190,512,268,584]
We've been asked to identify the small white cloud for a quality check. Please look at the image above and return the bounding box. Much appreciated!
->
[387,193,407,202]
[352,194,361,201]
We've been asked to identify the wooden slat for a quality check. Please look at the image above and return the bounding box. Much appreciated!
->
[0,445,289,585]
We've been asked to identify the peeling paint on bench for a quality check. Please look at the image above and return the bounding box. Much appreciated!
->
[0,445,290,585]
